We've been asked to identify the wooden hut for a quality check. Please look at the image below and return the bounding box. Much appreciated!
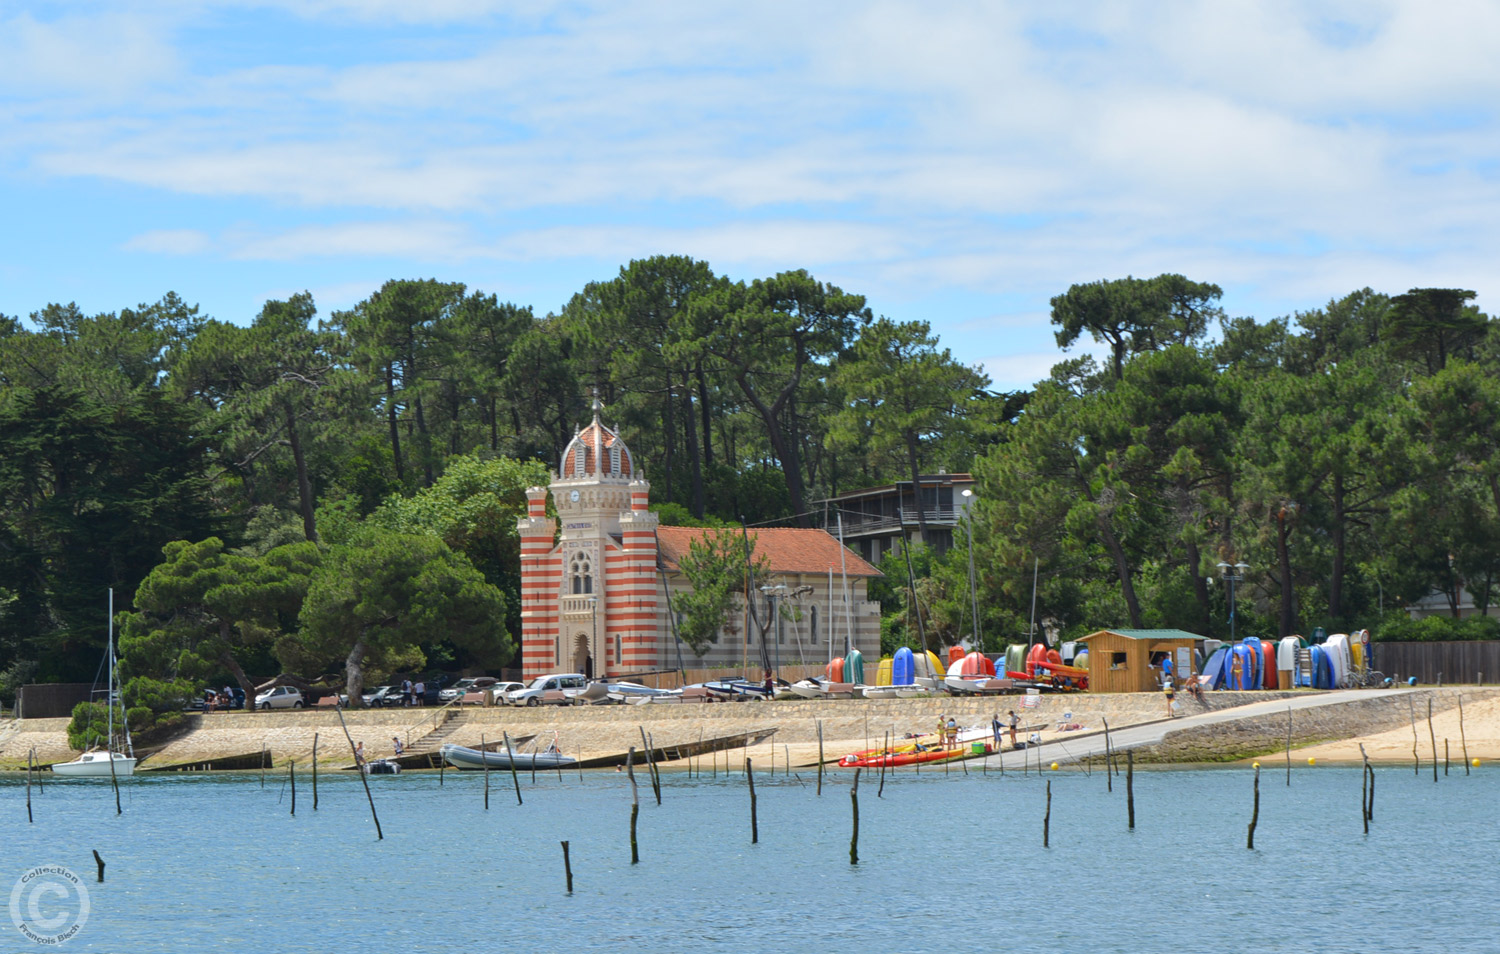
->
[1078,629,1205,693]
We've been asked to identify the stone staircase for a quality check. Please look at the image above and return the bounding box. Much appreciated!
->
[410,709,468,753]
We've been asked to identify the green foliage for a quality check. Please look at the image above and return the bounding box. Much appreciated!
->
[672,530,767,657]
[67,701,125,751]
[295,527,511,703]
[1374,614,1500,642]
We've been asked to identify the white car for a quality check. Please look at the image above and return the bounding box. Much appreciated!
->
[254,686,305,710]
[507,673,587,707]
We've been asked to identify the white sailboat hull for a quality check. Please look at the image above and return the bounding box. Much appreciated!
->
[52,752,137,778]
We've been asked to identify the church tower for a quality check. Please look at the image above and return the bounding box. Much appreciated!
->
[516,399,659,680]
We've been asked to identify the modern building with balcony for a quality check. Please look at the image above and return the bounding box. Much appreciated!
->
[819,473,976,565]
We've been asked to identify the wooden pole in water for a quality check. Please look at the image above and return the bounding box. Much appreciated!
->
[560,840,573,893]
[639,727,660,805]
[1444,738,1450,776]
[1103,718,1112,792]
[439,750,446,786]
[335,705,383,840]
[1360,745,1369,834]
[1246,765,1260,850]
[26,748,33,823]
[1408,696,1420,776]
[746,757,758,844]
[878,730,887,798]
[1460,694,1470,775]
[697,728,704,779]
[482,733,491,810]
[312,733,319,810]
[849,767,861,865]
[289,760,296,816]
[816,720,824,796]
[1126,750,1135,830]
[108,738,121,815]
[1286,707,1293,786]
[1427,698,1438,783]
[92,850,105,883]
[502,731,523,806]
[261,745,267,788]
[626,746,640,864]
[33,747,42,793]
[1043,779,1051,848]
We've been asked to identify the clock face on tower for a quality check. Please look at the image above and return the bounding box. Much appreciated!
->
[569,490,580,502]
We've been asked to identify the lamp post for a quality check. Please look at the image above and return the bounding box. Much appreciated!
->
[586,595,599,679]
[960,488,980,652]
[1216,562,1249,642]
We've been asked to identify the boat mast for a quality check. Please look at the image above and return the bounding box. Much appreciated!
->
[837,514,852,656]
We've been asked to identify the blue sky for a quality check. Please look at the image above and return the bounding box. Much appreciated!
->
[3,1,1499,390]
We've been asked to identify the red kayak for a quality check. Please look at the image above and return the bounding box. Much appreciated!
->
[838,742,994,768]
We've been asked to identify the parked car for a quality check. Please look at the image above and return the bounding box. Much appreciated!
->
[440,676,498,703]
[367,685,404,707]
[190,687,244,711]
[489,681,525,703]
[506,673,587,706]
[254,686,305,710]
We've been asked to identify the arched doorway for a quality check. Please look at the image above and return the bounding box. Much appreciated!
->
[573,633,592,678]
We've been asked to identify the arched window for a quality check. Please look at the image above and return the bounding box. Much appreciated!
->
[569,551,593,595]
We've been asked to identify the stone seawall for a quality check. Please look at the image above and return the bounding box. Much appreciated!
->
[3,689,1476,770]
[1137,688,1467,763]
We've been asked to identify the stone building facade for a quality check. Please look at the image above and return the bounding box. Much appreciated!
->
[516,407,882,680]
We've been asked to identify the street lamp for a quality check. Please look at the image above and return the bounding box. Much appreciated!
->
[586,595,599,679]
[960,488,980,651]
[759,582,788,674]
[1216,562,1250,642]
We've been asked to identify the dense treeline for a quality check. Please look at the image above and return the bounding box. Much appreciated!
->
[0,258,999,710]
[2,261,1497,714]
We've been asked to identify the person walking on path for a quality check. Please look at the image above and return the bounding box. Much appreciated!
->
[1163,679,1177,718]
[1007,710,1020,749]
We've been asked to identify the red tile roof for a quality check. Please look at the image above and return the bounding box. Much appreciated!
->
[655,526,882,578]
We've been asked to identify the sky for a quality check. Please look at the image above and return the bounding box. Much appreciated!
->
[3,1,1499,391]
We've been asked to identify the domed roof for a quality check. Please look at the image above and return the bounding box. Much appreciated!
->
[560,401,636,479]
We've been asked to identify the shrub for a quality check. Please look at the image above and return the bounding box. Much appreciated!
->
[1375,614,1500,642]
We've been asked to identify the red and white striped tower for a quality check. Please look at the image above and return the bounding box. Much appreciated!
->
[518,397,654,680]
[517,486,559,676]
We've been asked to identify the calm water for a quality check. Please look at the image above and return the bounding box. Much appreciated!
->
[2,762,1495,953]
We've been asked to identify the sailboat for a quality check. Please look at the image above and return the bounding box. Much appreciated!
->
[53,589,137,778]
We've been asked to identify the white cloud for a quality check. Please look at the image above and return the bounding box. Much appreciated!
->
[122,229,214,255]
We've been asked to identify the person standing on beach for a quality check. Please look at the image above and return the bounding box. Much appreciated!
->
[355,741,365,766]
[401,678,412,707]
[413,680,425,706]
[1008,710,1020,748]
[992,713,1003,749]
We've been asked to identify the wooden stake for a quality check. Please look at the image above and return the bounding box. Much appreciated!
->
[289,760,296,815]
[1103,718,1112,792]
[439,749,445,786]
[1367,759,1376,822]
[697,728,704,779]
[334,705,383,839]
[626,746,640,864]
[502,731,523,806]
[312,733,319,811]
[1428,698,1438,783]
[1286,707,1293,787]
[849,767,861,865]
[1445,738,1450,776]
[878,731,887,798]
[639,727,660,805]
[561,840,573,893]
[1126,750,1135,830]
[1246,765,1260,850]
[108,737,122,815]
[261,745,267,788]
[1460,694,1470,776]
[746,757,758,844]
[92,850,105,883]
[26,749,33,824]
[816,720,824,796]
[1360,747,1369,834]
[1408,696,1420,776]
[1043,779,1052,848]
[33,747,42,793]
[483,733,490,810]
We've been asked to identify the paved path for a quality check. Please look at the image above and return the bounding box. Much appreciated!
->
[980,688,1418,771]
